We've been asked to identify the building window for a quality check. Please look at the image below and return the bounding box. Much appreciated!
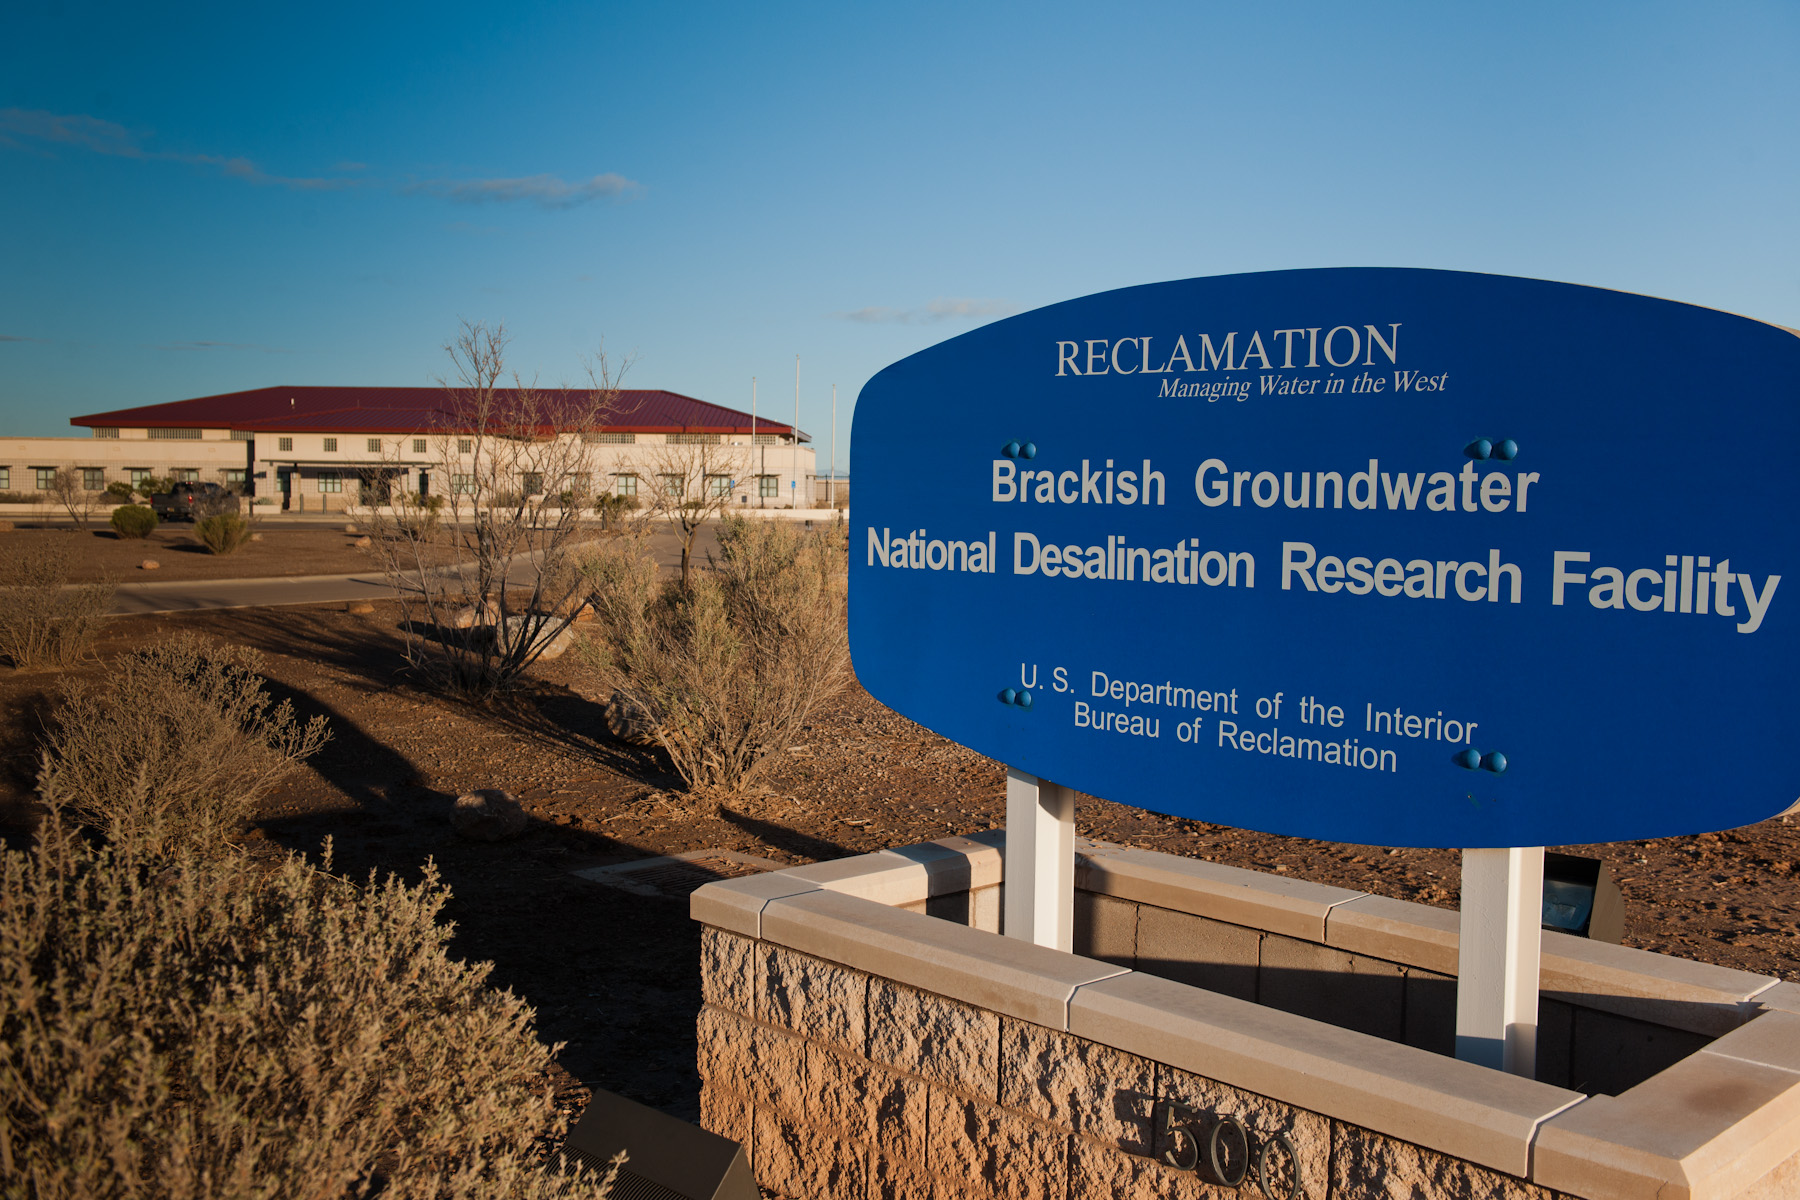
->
[367,438,381,453]
[0,468,9,490]
[758,475,779,499]
[413,438,427,453]
[658,473,685,498]
[583,432,635,444]
[35,468,55,490]
[174,469,199,483]
[278,437,293,452]
[317,472,342,494]
[94,427,120,439]
[82,468,105,491]
[129,468,152,488]
[230,430,252,441]
[223,469,246,487]
[458,438,473,454]
[751,433,778,445]
[451,474,477,495]
[323,437,338,452]
[147,427,202,441]
[521,473,544,496]
[707,474,732,498]
[667,432,719,445]
[614,473,637,497]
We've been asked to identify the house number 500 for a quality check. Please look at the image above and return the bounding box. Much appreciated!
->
[1154,1101,1301,1199]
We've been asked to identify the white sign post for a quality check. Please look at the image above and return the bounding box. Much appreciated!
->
[1003,768,1075,951]
[1455,847,1545,1076]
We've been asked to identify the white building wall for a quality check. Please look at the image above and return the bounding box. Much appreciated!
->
[0,431,250,497]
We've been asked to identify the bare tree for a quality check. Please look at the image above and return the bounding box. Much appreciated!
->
[362,320,631,696]
[642,432,750,590]
[48,467,99,529]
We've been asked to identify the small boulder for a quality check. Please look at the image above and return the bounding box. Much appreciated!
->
[604,688,660,745]
[351,535,372,548]
[450,600,499,629]
[344,524,360,534]
[347,601,376,615]
[250,532,264,542]
[571,603,596,624]
[450,789,528,842]
[0,520,13,532]
[140,559,160,570]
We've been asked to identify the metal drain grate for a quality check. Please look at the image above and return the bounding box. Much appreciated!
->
[572,849,787,897]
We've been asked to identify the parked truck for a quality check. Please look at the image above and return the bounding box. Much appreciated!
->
[150,481,240,522]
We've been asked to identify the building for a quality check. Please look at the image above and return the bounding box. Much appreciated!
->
[10,386,818,513]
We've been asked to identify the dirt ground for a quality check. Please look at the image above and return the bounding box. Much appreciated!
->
[2,598,1796,1127]
[0,526,384,581]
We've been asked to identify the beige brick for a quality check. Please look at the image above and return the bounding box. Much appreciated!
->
[1532,1051,1800,1200]
[1073,891,1138,968]
[885,834,1006,894]
[754,1104,868,1200]
[695,1004,764,1100]
[1540,932,1775,1038]
[869,1151,937,1200]
[970,884,1002,933]
[1735,1144,1800,1200]
[870,1065,928,1163]
[1135,905,1260,1002]
[1753,981,1800,1016]
[1074,846,1362,942]
[763,944,870,1053]
[1258,934,1405,1043]
[1704,1009,1800,1074]
[926,1090,1067,1200]
[1064,1133,1218,1200]
[691,873,821,938]
[784,852,932,908]
[1325,892,1460,975]
[807,1040,880,1139]
[1330,1121,1562,1199]
[869,977,1000,1098]
[1569,1006,1711,1097]
[999,1019,1156,1152]
[698,1079,752,1151]
[1067,971,1584,1176]
[1158,1064,1330,1199]
[700,927,756,1018]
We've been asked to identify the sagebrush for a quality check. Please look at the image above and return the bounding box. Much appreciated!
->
[578,515,850,792]
[194,510,251,554]
[0,813,615,1200]
[37,633,330,855]
[0,536,114,669]
[110,503,158,538]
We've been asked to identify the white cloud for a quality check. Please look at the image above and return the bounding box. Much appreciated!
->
[832,297,1013,325]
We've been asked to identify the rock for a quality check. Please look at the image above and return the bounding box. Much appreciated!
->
[344,524,360,534]
[571,603,596,623]
[347,601,376,615]
[500,613,578,660]
[0,520,13,532]
[450,789,528,842]
[450,600,499,629]
[605,688,660,745]
[351,535,372,548]
[250,532,264,541]
[140,559,160,570]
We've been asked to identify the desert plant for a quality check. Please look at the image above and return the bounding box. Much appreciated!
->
[110,503,158,538]
[194,510,252,554]
[134,475,173,501]
[0,812,617,1200]
[577,515,850,792]
[0,490,38,504]
[47,466,100,529]
[36,633,330,855]
[0,536,114,669]
[591,492,637,530]
[103,480,135,502]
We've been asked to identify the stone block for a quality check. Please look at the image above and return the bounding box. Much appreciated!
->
[869,1152,938,1200]
[1401,966,1455,1058]
[1704,1008,1800,1074]
[759,888,1127,1030]
[695,1004,804,1122]
[1258,933,1405,1043]
[1067,971,1584,1176]
[869,977,1000,1098]
[690,873,821,939]
[1325,892,1460,975]
[1540,931,1776,1038]
[1065,1133,1214,1200]
[870,1065,928,1163]
[700,927,755,1018]
[1158,1064,1331,1200]
[1754,981,1800,1016]
[883,834,1006,894]
[1073,891,1137,968]
[754,1104,868,1199]
[999,1019,1156,1152]
[1135,905,1260,1002]
[971,885,1001,933]
[926,1090,1067,1200]
[1074,846,1362,942]
[1330,1122,1560,1199]
[1569,1005,1711,1097]
[784,852,932,907]
[698,1079,752,1151]
[1532,1051,1800,1200]
[763,944,869,1054]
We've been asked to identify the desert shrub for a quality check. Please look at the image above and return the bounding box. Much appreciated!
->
[0,490,38,503]
[133,475,173,500]
[0,537,114,669]
[591,493,638,529]
[103,480,135,502]
[578,516,850,792]
[194,511,252,554]
[110,503,158,538]
[37,633,330,855]
[0,814,615,1200]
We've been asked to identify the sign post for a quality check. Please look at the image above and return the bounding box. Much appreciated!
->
[848,268,1800,1078]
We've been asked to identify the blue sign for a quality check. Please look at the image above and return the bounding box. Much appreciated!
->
[849,269,1800,848]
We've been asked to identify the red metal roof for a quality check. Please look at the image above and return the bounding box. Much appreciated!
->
[70,386,806,440]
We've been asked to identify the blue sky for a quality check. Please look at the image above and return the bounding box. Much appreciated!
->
[2,1,1795,459]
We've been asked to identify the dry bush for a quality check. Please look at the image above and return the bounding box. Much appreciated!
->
[0,813,615,1200]
[0,536,115,669]
[194,510,252,554]
[37,633,330,855]
[110,504,158,538]
[578,515,850,792]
